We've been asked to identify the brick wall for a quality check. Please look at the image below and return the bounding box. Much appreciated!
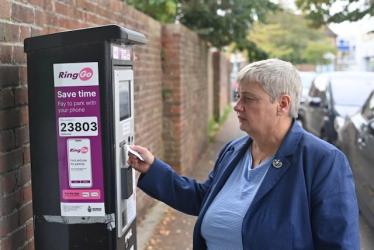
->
[295,64,317,72]
[213,51,231,121]
[0,1,34,249]
[1,1,163,249]
[0,0,226,249]
[162,24,210,175]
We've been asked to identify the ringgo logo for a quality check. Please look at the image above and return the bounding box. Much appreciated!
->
[70,146,89,153]
[58,67,94,81]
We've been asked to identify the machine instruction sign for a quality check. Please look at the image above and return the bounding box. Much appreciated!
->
[53,62,105,216]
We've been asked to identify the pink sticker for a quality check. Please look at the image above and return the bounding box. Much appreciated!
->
[62,189,101,199]
[79,68,93,81]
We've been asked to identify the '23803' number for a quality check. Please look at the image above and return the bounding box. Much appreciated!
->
[60,122,97,132]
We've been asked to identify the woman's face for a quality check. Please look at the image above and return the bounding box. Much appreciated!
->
[233,81,279,137]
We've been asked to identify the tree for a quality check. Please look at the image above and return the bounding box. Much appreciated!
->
[177,0,278,48]
[247,10,336,65]
[248,23,293,59]
[123,0,177,23]
[123,0,279,61]
[295,0,374,28]
[302,39,338,65]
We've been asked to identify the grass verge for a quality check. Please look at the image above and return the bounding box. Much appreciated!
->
[208,104,232,142]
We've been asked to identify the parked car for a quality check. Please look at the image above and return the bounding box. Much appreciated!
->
[297,71,318,124]
[337,90,374,228]
[303,71,374,145]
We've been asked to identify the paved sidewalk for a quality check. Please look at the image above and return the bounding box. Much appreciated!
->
[136,105,246,250]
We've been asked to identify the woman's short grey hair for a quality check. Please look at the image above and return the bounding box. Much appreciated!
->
[236,58,302,119]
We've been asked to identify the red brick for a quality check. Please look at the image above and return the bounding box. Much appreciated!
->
[0,175,3,198]
[0,44,12,64]
[13,45,27,64]
[0,189,22,217]
[0,222,26,249]
[72,8,84,20]
[29,0,44,8]
[20,66,28,86]
[0,88,14,109]
[24,241,36,250]
[0,148,23,173]
[44,12,59,27]
[23,146,30,165]
[98,0,110,7]
[22,185,32,204]
[55,1,68,16]
[85,13,95,24]
[110,0,121,11]
[0,66,20,87]
[26,220,34,241]
[2,172,17,195]
[82,1,96,12]
[19,165,31,186]
[0,130,15,151]
[20,26,31,44]
[30,27,42,36]
[12,3,34,24]
[0,0,11,19]
[19,202,33,226]
[66,19,81,30]
[0,109,22,131]
[15,126,29,147]
[34,9,44,27]
[15,86,28,105]
[96,6,112,19]
[58,16,70,29]
[20,106,29,126]
[63,0,76,5]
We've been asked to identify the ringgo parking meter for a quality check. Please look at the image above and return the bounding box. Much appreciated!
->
[24,25,146,249]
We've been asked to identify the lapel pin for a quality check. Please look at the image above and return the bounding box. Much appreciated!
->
[272,159,282,168]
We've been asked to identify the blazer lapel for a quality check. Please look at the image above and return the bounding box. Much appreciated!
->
[250,120,303,207]
[250,153,290,206]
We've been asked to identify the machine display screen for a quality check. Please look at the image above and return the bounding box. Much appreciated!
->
[119,80,131,121]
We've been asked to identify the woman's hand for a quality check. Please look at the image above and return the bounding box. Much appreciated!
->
[127,145,155,174]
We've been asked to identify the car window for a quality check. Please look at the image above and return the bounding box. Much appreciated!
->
[330,77,374,106]
[362,92,374,120]
[308,84,317,97]
[309,75,327,98]
[299,72,317,89]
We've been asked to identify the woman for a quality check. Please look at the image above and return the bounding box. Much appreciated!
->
[128,58,360,249]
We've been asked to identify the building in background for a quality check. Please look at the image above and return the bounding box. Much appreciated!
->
[357,28,374,71]
[230,52,246,101]
[335,36,357,71]
[331,16,374,72]
[316,27,337,73]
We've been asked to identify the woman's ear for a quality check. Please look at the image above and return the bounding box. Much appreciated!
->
[277,94,291,116]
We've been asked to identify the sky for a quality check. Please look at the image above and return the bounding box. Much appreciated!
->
[272,0,374,37]
[329,17,374,37]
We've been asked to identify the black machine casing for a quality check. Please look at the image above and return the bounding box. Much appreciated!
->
[24,25,146,250]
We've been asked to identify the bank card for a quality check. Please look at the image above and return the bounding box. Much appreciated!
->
[126,145,144,161]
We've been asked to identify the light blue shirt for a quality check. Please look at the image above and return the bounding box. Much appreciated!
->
[201,146,273,250]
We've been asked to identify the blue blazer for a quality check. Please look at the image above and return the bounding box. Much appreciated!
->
[138,121,360,249]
